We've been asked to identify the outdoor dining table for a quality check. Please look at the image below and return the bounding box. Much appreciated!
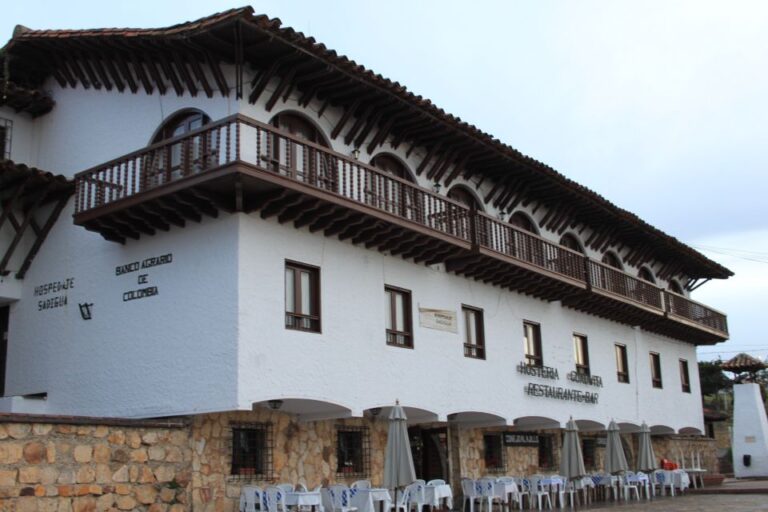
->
[424,483,453,510]
[349,487,392,512]
[685,468,707,489]
[285,491,324,512]
[491,479,520,509]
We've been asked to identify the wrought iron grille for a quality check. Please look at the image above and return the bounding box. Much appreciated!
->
[483,433,506,473]
[229,422,274,481]
[336,425,370,478]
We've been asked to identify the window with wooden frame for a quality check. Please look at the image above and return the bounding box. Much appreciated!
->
[230,422,273,479]
[680,359,691,393]
[285,261,321,332]
[0,118,11,160]
[650,352,663,388]
[483,433,505,473]
[336,426,370,477]
[523,321,543,367]
[385,286,412,348]
[463,305,485,359]
[615,344,630,383]
[573,334,590,375]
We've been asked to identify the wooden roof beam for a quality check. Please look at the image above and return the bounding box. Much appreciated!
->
[170,51,198,97]
[331,98,361,140]
[265,67,297,112]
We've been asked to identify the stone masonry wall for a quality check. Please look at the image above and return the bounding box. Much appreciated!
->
[0,412,720,512]
[0,416,192,512]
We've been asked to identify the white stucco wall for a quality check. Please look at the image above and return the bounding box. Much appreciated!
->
[732,383,768,477]
[237,212,704,432]
[4,206,240,418]
[0,74,710,428]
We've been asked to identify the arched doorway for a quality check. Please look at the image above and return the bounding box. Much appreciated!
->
[370,153,419,220]
[508,211,543,265]
[144,109,214,189]
[269,112,335,191]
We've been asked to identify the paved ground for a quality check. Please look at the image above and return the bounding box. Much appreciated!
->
[570,494,768,511]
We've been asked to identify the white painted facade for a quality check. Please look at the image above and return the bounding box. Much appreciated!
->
[732,383,768,477]
[0,64,715,435]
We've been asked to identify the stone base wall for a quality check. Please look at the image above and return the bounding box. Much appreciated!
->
[0,412,721,512]
[0,416,191,512]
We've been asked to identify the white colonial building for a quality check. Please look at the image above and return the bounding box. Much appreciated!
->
[0,7,731,492]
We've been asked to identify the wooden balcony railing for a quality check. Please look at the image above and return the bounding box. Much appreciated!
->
[476,213,587,283]
[73,113,728,339]
[665,291,728,334]
[587,260,664,311]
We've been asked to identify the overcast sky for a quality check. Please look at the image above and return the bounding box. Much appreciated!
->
[3,1,766,362]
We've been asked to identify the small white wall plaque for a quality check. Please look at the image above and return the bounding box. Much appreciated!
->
[418,308,458,333]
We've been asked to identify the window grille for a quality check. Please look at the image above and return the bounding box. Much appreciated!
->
[483,433,505,473]
[229,422,274,480]
[336,425,370,477]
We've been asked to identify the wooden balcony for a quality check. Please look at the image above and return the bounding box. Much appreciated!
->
[73,114,728,344]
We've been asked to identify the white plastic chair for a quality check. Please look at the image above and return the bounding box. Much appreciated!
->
[296,483,308,492]
[351,480,371,490]
[495,477,523,511]
[392,487,410,512]
[426,479,445,486]
[328,485,357,512]
[461,479,482,512]
[405,482,427,512]
[263,486,288,512]
[241,486,263,512]
[621,474,640,501]
[277,484,295,494]
[477,477,502,512]
[653,470,674,497]
[523,477,551,511]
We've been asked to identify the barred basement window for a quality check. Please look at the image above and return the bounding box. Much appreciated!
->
[538,434,554,469]
[230,422,273,479]
[0,119,12,160]
[285,261,321,332]
[483,433,505,473]
[582,438,597,469]
[336,426,370,477]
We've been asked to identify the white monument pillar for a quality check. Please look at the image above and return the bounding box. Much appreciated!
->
[732,382,768,477]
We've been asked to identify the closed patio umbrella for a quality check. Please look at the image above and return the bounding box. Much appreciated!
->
[383,402,416,493]
[604,420,628,475]
[636,422,656,472]
[560,417,586,481]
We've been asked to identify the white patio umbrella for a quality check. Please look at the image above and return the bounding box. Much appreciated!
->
[604,420,628,475]
[636,422,656,472]
[560,417,587,481]
[383,401,416,497]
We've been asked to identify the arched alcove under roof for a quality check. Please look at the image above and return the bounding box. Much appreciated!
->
[370,153,416,183]
[668,279,684,295]
[601,251,624,270]
[509,211,539,234]
[447,184,484,211]
[638,266,656,284]
[560,233,585,254]
[270,110,330,147]
[151,108,211,144]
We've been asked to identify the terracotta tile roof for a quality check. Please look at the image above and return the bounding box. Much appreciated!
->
[722,353,766,373]
[0,159,73,201]
[1,7,733,279]
[0,81,54,116]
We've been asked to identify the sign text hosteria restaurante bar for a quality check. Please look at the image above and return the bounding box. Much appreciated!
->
[517,362,599,404]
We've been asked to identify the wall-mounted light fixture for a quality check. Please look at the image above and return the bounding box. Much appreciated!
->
[78,303,93,320]
[267,399,284,410]
[370,407,382,417]
[352,147,361,160]
[432,182,441,193]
